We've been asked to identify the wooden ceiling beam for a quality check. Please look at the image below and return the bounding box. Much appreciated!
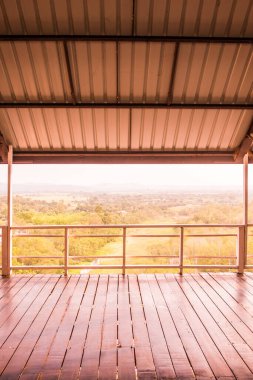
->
[13,151,236,164]
[0,133,9,163]
[234,122,253,163]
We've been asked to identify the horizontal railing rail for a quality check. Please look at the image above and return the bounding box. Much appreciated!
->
[0,223,247,275]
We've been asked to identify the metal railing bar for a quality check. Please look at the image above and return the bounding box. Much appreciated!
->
[187,256,236,259]
[14,256,64,259]
[13,234,65,238]
[10,223,243,229]
[70,234,123,238]
[179,227,184,275]
[181,264,238,269]
[122,227,126,276]
[12,233,239,238]
[185,234,237,237]
[9,264,240,270]
[127,234,179,237]
[128,233,237,238]
[11,265,66,269]
[13,255,237,260]
[69,255,123,259]
[11,265,123,270]
[127,255,179,258]
[3,223,248,275]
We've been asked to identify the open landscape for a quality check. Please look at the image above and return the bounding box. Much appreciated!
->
[1,184,252,274]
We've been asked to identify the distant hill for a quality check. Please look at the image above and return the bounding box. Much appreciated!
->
[0,182,242,195]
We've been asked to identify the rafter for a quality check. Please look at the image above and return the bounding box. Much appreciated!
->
[0,102,252,109]
[0,35,251,44]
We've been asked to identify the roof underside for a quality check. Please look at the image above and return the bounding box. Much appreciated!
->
[0,0,252,164]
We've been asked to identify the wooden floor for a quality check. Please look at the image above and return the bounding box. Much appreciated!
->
[1,274,253,379]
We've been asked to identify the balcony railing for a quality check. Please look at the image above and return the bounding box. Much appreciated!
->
[0,223,252,275]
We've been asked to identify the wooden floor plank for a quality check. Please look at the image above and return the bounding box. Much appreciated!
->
[239,273,253,288]
[117,275,136,380]
[39,276,89,379]
[0,276,35,318]
[217,273,253,299]
[60,275,99,380]
[192,274,253,349]
[79,275,109,380]
[147,274,195,379]
[98,275,118,380]
[20,276,78,378]
[210,273,253,316]
[0,276,48,348]
[157,274,217,379]
[164,274,235,379]
[201,273,253,332]
[0,276,65,379]
[184,274,253,373]
[139,274,176,379]
[128,275,157,380]
[0,276,23,298]
[175,274,253,379]
[1,273,253,379]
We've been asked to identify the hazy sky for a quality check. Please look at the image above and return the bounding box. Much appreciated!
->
[1,164,246,189]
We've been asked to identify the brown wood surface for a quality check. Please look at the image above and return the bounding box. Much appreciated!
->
[1,274,253,379]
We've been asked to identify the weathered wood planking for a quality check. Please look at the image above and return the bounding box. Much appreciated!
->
[79,275,109,380]
[0,274,253,379]
[175,274,253,377]
[60,275,99,380]
[99,275,118,380]
[128,275,157,380]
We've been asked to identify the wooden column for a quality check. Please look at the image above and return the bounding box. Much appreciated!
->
[243,153,248,268]
[64,227,69,276]
[179,227,184,275]
[6,146,13,276]
[238,153,248,274]
[2,146,13,276]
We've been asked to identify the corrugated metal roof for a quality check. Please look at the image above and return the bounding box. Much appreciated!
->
[0,108,251,153]
[0,41,252,103]
[0,0,252,163]
[0,0,252,37]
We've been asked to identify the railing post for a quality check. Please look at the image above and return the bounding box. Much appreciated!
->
[4,146,13,277]
[237,226,246,274]
[179,227,184,275]
[2,227,9,276]
[243,153,248,267]
[122,227,126,276]
[64,227,69,276]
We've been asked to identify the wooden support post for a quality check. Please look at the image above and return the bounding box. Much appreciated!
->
[3,146,13,277]
[122,227,126,276]
[64,227,69,276]
[237,226,246,274]
[242,153,248,272]
[179,227,184,275]
[2,226,8,276]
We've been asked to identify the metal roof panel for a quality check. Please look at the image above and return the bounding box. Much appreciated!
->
[0,108,252,153]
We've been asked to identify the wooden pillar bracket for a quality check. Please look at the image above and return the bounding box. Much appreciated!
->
[0,133,8,163]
